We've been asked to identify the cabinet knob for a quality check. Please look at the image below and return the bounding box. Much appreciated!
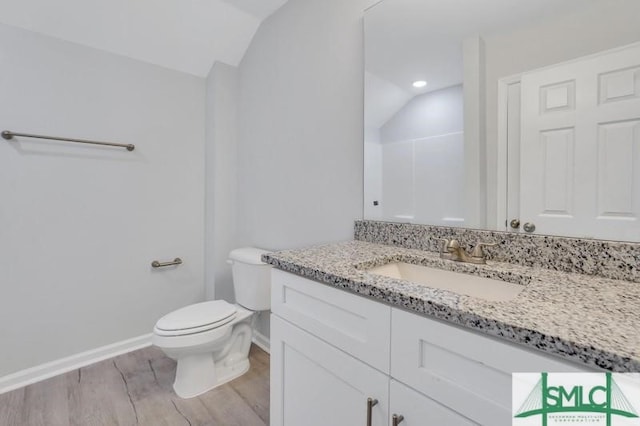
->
[367,398,378,426]
[510,219,520,229]
[523,222,536,233]
[392,414,405,426]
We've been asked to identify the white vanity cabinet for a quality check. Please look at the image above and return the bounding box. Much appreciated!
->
[270,270,592,426]
[270,269,391,426]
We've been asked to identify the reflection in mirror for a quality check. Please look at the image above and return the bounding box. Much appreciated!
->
[364,0,640,241]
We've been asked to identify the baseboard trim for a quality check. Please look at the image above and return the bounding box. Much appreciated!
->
[0,333,153,394]
[252,331,270,354]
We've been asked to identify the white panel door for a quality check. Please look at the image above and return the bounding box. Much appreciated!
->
[520,43,640,241]
[270,315,389,426]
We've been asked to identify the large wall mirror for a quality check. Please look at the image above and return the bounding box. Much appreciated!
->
[364,0,640,242]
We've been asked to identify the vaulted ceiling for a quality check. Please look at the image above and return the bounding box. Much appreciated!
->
[0,0,288,76]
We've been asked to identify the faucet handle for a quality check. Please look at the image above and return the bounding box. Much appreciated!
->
[471,242,497,259]
[447,239,461,250]
[437,238,449,255]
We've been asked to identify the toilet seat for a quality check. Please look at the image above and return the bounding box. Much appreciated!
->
[154,300,237,337]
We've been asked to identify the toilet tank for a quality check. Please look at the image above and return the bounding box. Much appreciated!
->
[228,247,272,311]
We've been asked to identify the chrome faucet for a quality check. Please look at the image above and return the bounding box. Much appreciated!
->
[438,239,497,264]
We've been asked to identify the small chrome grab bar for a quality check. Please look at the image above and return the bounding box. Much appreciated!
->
[151,258,182,268]
[2,130,135,151]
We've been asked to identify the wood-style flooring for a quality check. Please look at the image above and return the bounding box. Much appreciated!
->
[0,344,269,426]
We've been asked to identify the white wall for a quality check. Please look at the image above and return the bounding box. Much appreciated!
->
[235,0,364,338]
[364,127,382,219]
[463,36,487,229]
[375,85,465,224]
[236,0,364,250]
[364,71,412,130]
[381,140,414,220]
[0,24,205,377]
[483,0,640,227]
[380,85,463,143]
[205,62,239,302]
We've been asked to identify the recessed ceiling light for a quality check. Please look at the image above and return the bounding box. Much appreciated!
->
[412,80,428,88]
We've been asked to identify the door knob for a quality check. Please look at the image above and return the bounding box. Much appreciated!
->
[510,219,520,229]
[523,222,536,233]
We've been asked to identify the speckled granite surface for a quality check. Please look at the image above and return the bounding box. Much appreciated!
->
[263,240,640,372]
[355,220,640,282]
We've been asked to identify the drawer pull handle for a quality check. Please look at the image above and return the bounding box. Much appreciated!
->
[367,398,378,426]
[392,414,404,426]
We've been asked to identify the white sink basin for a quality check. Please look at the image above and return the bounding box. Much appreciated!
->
[367,262,524,302]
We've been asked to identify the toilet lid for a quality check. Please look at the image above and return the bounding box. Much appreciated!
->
[155,300,237,333]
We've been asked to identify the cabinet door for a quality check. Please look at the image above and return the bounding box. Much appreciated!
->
[390,380,477,426]
[271,315,389,426]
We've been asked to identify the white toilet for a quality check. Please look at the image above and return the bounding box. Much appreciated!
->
[152,247,271,398]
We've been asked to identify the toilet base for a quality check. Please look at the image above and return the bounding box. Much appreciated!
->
[173,353,251,398]
[153,305,257,399]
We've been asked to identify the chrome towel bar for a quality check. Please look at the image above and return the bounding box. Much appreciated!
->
[151,258,183,268]
[2,130,135,151]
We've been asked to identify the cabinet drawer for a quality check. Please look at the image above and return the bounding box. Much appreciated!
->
[391,308,590,426]
[271,269,391,373]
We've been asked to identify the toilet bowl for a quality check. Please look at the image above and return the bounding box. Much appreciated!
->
[152,247,271,398]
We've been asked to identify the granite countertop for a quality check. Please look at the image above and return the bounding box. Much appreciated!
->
[262,240,640,372]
